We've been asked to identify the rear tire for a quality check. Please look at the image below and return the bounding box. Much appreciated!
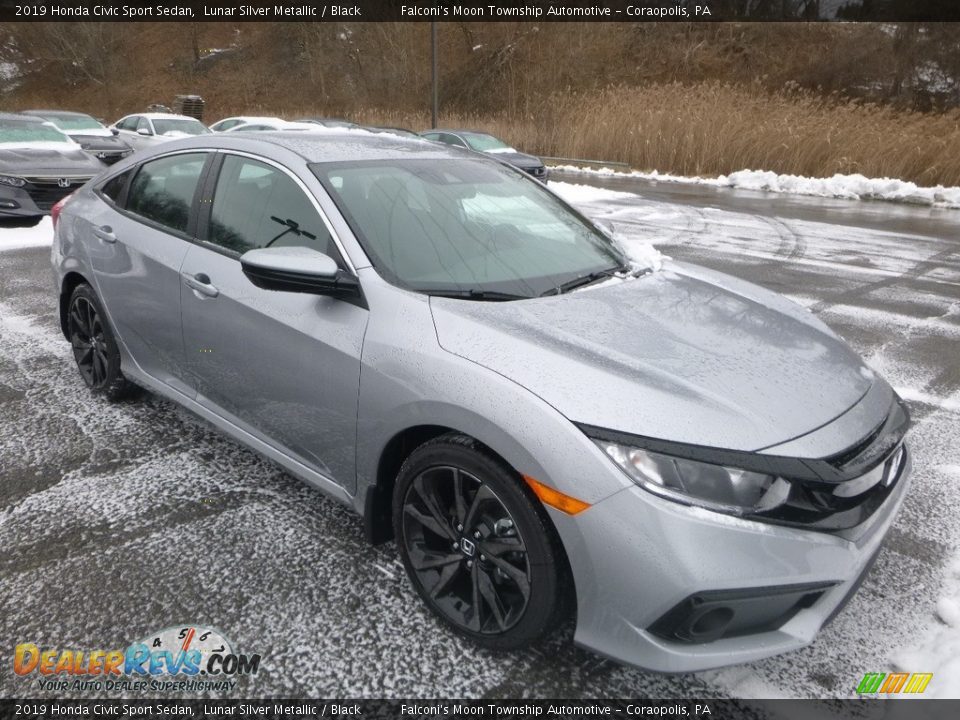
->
[66,284,138,401]
[393,432,570,650]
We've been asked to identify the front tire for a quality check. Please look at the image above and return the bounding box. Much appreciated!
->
[67,284,138,401]
[393,433,569,650]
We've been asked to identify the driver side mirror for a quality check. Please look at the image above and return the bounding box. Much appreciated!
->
[110,127,120,136]
[136,127,152,136]
[240,246,362,301]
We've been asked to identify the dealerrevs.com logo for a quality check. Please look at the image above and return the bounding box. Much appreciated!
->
[14,625,261,693]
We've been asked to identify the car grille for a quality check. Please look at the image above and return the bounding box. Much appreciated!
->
[758,442,907,532]
[22,176,93,211]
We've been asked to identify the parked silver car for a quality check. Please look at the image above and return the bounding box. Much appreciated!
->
[50,132,911,672]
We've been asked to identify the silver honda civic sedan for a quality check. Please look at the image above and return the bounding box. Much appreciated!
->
[50,131,911,672]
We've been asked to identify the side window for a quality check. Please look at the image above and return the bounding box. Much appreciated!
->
[136,117,152,134]
[99,170,131,206]
[421,133,441,142]
[117,117,137,131]
[207,155,340,263]
[126,153,207,234]
[443,134,467,148]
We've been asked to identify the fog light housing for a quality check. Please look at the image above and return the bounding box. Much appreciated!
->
[648,581,837,644]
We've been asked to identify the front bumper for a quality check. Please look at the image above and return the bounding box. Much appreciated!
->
[551,447,912,672]
[1,177,91,218]
[0,185,43,219]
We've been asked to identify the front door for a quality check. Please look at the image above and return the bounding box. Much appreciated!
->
[179,153,368,490]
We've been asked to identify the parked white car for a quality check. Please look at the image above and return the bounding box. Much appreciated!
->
[110,113,210,151]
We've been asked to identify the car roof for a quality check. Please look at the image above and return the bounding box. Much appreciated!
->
[425,129,493,137]
[149,128,471,164]
[21,109,91,117]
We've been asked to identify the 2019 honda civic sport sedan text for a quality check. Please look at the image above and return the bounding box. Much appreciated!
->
[50,130,911,672]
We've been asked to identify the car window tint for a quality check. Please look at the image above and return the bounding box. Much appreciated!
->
[126,153,206,234]
[117,117,137,131]
[136,117,152,133]
[208,155,339,263]
[100,170,130,205]
[443,134,467,148]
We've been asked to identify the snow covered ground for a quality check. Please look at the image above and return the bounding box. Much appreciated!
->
[552,165,960,209]
[1,178,958,699]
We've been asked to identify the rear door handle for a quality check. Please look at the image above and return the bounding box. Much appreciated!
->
[182,272,219,298]
[92,225,116,243]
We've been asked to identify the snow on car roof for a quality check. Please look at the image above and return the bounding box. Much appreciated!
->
[245,127,466,163]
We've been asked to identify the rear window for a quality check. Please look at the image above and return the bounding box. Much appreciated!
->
[126,153,207,234]
[100,170,131,206]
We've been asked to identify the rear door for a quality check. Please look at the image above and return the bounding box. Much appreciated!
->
[179,152,368,490]
[85,151,212,396]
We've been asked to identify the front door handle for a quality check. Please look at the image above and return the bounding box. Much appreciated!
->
[92,225,116,243]
[183,272,219,298]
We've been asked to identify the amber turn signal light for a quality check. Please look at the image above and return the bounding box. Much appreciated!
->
[523,475,592,515]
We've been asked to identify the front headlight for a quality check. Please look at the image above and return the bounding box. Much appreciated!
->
[595,440,791,516]
[0,174,26,188]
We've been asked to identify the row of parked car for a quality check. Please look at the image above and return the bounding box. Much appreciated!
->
[0,109,548,226]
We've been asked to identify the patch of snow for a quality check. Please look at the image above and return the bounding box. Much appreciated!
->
[552,165,960,210]
[891,552,960,698]
[0,217,52,251]
[895,387,960,414]
[550,180,637,204]
[66,128,112,139]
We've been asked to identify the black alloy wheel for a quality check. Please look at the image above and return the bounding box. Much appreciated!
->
[393,434,569,650]
[66,284,137,400]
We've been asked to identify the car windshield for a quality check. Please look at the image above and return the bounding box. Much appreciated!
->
[152,119,210,136]
[0,119,71,145]
[461,133,513,152]
[38,113,104,131]
[315,158,625,298]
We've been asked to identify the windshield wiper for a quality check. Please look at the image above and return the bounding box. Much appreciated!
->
[425,289,531,302]
[266,216,317,248]
[541,265,627,297]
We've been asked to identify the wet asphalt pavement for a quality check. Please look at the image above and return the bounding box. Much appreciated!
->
[0,174,958,700]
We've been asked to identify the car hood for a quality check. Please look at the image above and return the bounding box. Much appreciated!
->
[69,134,129,151]
[0,145,104,175]
[430,261,880,452]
